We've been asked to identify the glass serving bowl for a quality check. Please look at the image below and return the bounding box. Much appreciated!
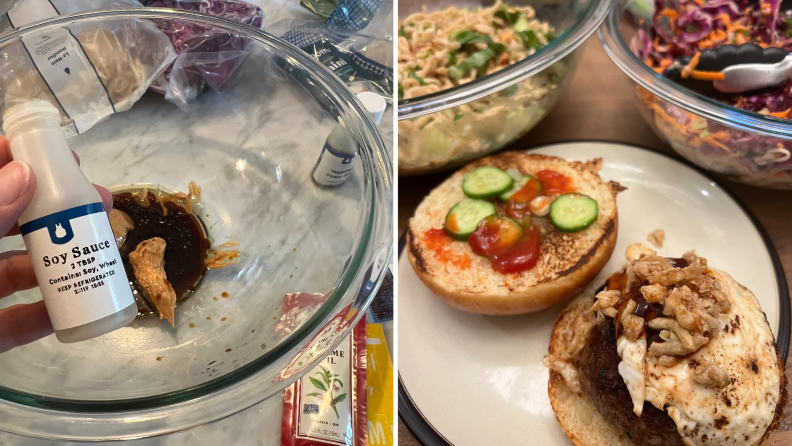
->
[599,0,792,189]
[397,0,614,176]
[0,9,392,441]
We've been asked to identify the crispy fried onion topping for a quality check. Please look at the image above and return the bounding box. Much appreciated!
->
[592,251,730,358]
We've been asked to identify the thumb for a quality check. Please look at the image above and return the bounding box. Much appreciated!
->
[0,161,35,237]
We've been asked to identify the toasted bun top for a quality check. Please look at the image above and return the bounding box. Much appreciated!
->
[408,152,623,300]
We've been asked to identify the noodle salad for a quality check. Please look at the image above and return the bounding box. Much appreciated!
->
[631,0,792,187]
[398,2,571,174]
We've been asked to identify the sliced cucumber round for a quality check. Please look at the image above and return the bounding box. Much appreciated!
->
[498,174,542,201]
[445,199,497,240]
[462,167,514,199]
[549,193,598,233]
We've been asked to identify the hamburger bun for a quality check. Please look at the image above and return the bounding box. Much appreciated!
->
[407,152,623,315]
[547,264,788,446]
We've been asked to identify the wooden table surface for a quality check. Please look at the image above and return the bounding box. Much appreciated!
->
[397,36,792,446]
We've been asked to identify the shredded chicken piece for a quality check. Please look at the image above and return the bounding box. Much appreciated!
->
[134,188,150,207]
[543,355,581,393]
[129,237,177,326]
[205,249,241,269]
[691,358,732,388]
[647,229,665,248]
[108,209,134,248]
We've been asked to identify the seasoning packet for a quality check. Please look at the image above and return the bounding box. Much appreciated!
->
[365,322,394,445]
[281,316,367,446]
[0,0,175,136]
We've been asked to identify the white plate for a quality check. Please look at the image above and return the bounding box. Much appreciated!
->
[398,142,790,446]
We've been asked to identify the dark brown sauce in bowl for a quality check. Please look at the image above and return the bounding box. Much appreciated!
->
[113,191,210,317]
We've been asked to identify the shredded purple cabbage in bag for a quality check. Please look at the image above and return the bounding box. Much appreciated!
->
[145,0,263,95]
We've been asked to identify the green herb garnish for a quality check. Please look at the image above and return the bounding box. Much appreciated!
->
[454,30,506,54]
[494,4,521,24]
[448,48,496,80]
[423,49,433,59]
[408,69,431,85]
[399,25,407,38]
[454,112,464,121]
[499,85,519,97]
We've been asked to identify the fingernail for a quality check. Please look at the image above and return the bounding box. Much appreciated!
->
[0,161,31,207]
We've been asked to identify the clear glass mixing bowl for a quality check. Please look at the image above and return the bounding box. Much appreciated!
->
[0,9,392,441]
[599,0,792,189]
[397,0,614,175]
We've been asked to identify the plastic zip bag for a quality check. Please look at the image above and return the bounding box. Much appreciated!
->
[277,0,393,101]
[0,0,176,136]
[142,0,264,110]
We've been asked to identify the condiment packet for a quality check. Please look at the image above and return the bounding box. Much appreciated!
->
[281,316,367,446]
[365,322,394,445]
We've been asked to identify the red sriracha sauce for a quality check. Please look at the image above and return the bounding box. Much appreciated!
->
[537,170,575,194]
[505,176,542,220]
[490,226,541,274]
[468,215,541,274]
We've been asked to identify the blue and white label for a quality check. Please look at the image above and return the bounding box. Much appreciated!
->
[21,203,134,331]
[311,142,355,186]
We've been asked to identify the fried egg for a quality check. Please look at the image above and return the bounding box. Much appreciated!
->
[617,269,781,446]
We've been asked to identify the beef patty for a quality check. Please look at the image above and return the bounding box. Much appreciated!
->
[578,320,684,446]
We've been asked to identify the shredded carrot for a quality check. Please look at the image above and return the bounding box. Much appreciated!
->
[716,13,732,28]
[761,2,771,16]
[653,66,665,73]
[692,0,705,5]
[691,70,725,80]
[660,59,672,69]
[735,33,747,45]
[770,109,791,118]
[681,52,701,78]
[704,136,733,152]
[659,8,680,28]
[710,130,732,141]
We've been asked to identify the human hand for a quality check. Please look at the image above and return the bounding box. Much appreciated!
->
[0,136,114,353]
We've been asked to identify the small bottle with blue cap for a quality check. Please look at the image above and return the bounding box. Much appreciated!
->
[3,101,137,343]
[311,92,387,186]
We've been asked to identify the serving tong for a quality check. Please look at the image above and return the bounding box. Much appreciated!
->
[664,43,792,95]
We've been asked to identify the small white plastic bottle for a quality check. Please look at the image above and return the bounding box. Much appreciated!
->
[312,92,387,186]
[3,101,137,343]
